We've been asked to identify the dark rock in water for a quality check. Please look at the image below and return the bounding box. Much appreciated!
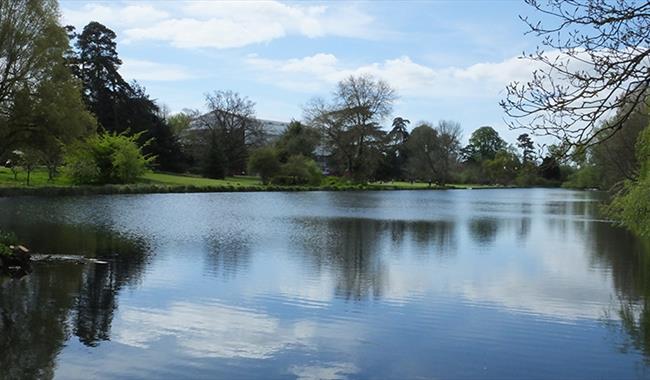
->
[0,245,32,279]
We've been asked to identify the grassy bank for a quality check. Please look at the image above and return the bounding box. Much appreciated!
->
[0,167,493,197]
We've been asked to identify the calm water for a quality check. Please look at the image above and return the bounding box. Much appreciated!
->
[1,189,650,379]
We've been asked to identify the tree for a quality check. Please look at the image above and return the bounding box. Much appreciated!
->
[168,112,193,136]
[389,117,410,143]
[384,116,411,180]
[68,22,184,172]
[275,121,320,162]
[248,147,281,185]
[194,90,264,177]
[501,0,650,149]
[463,126,506,162]
[306,74,397,181]
[0,2,96,175]
[538,144,563,181]
[605,126,650,237]
[483,149,520,185]
[70,22,129,132]
[0,0,91,159]
[0,0,59,118]
[405,122,460,186]
[406,124,442,185]
[9,56,96,179]
[591,103,649,188]
[435,120,462,182]
[517,133,535,164]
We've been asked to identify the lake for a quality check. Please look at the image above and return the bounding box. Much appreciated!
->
[1,189,649,379]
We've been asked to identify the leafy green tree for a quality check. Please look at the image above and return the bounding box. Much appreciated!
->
[168,112,193,136]
[248,147,281,184]
[606,126,650,237]
[483,149,520,185]
[463,126,506,163]
[0,0,59,122]
[389,117,410,143]
[203,134,227,179]
[70,22,129,131]
[11,58,96,179]
[405,122,460,186]
[0,0,94,163]
[517,134,535,163]
[405,124,442,185]
[68,22,184,172]
[276,121,320,162]
[591,103,649,189]
[384,116,411,180]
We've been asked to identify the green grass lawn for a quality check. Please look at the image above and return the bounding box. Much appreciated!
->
[0,167,264,188]
[0,166,491,193]
[0,167,71,187]
[140,172,263,187]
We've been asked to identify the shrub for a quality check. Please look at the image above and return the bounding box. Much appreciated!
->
[562,165,600,189]
[272,155,322,186]
[0,231,17,246]
[248,147,281,184]
[65,132,153,185]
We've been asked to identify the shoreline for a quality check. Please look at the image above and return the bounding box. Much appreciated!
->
[0,183,515,197]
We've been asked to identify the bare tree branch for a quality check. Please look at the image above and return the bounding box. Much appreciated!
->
[501,0,650,151]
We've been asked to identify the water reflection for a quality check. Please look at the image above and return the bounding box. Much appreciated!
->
[0,190,650,379]
[585,221,650,360]
[468,217,499,245]
[0,225,150,378]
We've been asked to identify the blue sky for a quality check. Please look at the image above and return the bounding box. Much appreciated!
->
[60,0,549,144]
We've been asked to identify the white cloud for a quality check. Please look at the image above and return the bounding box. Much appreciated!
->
[113,301,365,360]
[62,1,377,49]
[115,302,316,359]
[62,4,169,29]
[120,59,194,81]
[290,362,358,380]
[245,53,547,98]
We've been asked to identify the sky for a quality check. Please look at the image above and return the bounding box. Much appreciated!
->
[60,0,551,144]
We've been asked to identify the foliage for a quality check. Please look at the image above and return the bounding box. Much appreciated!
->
[168,112,193,136]
[272,155,322,186]
[189,90,264,177]
[248,147,281,184]
[0,1,96,174]
[517,134,535,163]
[276,121,321,162]
[405,122,461,186]
[65,132,153,184]
[562,165,600,189]
[463,126,506,163]
[0,230,17,257]
[606,126,650,237]
[305,74,396,181]
[483,149,520,185]
[67,22,184,172]
[0,0,60,123]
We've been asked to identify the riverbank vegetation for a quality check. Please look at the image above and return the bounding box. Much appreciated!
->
[0,0,648,235]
